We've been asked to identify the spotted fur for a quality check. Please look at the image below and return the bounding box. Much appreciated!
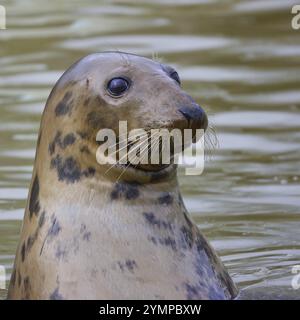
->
[55,91,73,116]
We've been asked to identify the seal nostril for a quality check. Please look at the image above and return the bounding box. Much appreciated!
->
[179,106,204,122]
[178,105,208,131]
[179,109,192,121]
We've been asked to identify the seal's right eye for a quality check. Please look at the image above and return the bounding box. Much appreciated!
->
[107,77,130,97]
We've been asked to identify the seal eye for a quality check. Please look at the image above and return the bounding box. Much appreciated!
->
[107,77,130,97]
[170,71,181,85]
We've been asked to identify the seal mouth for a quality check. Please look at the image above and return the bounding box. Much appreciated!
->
[96,118,207,180]
[96,144,177,182]
[120,162,172,171]
[115,162,177,182]
[124,162,173,173]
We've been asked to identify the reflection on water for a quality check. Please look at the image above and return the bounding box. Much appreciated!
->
[0,0,300,299]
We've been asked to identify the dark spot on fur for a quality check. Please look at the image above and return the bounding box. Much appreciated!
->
[158,192,173,205]
[49,132,76,155]
[55,91,72,116]
[124,184,139,200]
[110,182,140,200]
[80,145,91,154]
[21,242,26,262]
[23,225,42,262]
[10,269,16,287]
[80,224,91,241]
[48,142,55,156]
[118,260,137,273]
[125,260,137,272]
[51,155,81,183]
[56,245,67,260]
[148,235,177,251]
[144,212,156,225]
[51,155,94,183]
[26,234,35,252]
[49,217,61,237]
[50,287,63,300]
[77,131,89,139]
[23,276,30,290]
[86,111,106,129]
[29,175,40,219]
[84,97,90,106]
[18,270,22,287]
[23,276,31,299]
[40,216,61,256]
[62,133,76,148]
[83,232,91,241]
[38,211,46,228]
[194,236,215,279]
[49,131,62,156]
[82,167,96,177]
[143,212,172,230]
[160,236,177,250]
[180,225,193,249]
[55,101,70,116]
[148,236,158,245]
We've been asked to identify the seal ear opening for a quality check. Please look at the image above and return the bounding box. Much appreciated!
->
[170,71,181,85]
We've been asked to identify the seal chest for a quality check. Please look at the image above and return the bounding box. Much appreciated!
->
[7,52,238,300]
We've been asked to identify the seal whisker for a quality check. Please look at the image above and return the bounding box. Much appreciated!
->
[141,134,159,166]
[112,130,157,163]
[116,50,132,67]
[204,123,219,162]
[151,51,161,63]
[106,128,153,152]
[115,132,161,182]
[114,133,157,182]
[104,132,153,175]
[108,132,151,157]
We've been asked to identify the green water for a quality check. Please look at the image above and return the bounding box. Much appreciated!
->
[0,0,300,299]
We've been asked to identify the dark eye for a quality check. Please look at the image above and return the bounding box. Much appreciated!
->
[107,77,130,97]
[170,71,181,85]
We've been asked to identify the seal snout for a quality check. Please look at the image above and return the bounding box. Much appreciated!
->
[178,104,208,132]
